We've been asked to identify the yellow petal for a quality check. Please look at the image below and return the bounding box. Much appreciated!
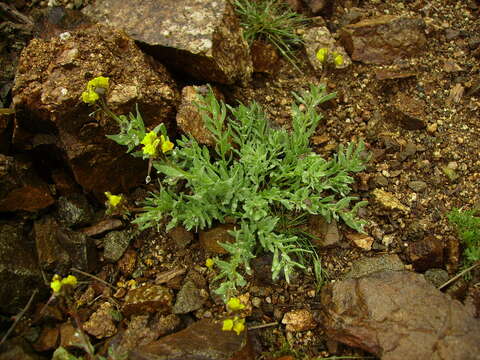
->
[61,275,78,287]
[205,258,214,269]
[316,48,329,63]
[232,318,245,335]
[89,76,109,90]
[81,90,99,104]
[334,54,344,67]
[227,298,245,312]
[50,280,62,293]
[105,192,123,207]
[222,319,234,331]
[141,131,158,146]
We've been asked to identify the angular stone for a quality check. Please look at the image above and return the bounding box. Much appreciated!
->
[80,218,124,237]
[0,337,47,360]
[345,232,374,251]
[176,85,221,146]
[250,40,280,75]
[168,226,194,249]
[33,326,59,352]
[406,235,444,272]
[340,15,426,64]
[12,24,179,199]
[173,280,206,314]
[0,154,54,212]
[103,230,133,263]
[320,271,480,359]
[282,309,317,332]
[83,0,252,85]
[122,284,173,317]
[389,93,426,130]
[308,216,340,248]
[375,68,416,80]
[59,322,78,349]
[303,26,351,71]
[130,319,254,360]
[57,193,94,228]
[83,302,117,339]
[199,224,236,254]
[408,180,427,192]
[372,188,409,212]
[0,223,43,314]
[344,254,404,279]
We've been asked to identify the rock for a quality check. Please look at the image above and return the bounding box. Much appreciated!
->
[340,15,426,64]
[320,271,480,359]
[0,223,43,314]
[375,68,416,80]
[57,193,94,227]
[80,218,123,237]
[34,216,97,273]
[83,302,117,339]
[0,337,46,360]
[173,280,206,314]
[32,6,92,40]
[424,268,449,288]
[168,226,194,249]
[345,232,374,250]
[250,40,280,75]
[199,224,236,254]
[0,154,54,212]
[389,93,427,130]
[130,319,254,360]
[344,254,404,279]
[12,24,179,199]
[282,309,317,332]
[372,189,409,212]
[308,216,341,248]
[0,113,13,154]
[118,249,137,277]
[406,235,445,272]
[304,0,332,15]
[58,322,78,349]
[408,180,427,192]
[83,0,252,85]
[50,168,80,196]
[122,284,173,317]
[176,85,221,146]
[303,26,351,72]
[103,230,133,263]
[33,326,59,352]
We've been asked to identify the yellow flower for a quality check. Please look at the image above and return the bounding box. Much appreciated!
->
[232,317,245,335]
[316,48,329,63]
[141,131,160,157]
[50,274,62,293]
[81,76,110,104]
[227,297,245,312]
[205,258,214,269]
[333,53,344,67]
[105,192,123,207]
[222,318,234,331]
[61,275,77,287]
[160,135,174,153]
[81,90,99,104]
[89,76,109,90]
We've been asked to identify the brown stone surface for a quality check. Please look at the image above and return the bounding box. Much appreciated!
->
[83,302,117,339]
[340,15,426,64]
[176,85,220,146]
[33,326,59,352]
[389,92,427,130]
[83,0,252,85]
[168,226,194,249]
[12,24,179,198]
[122,284,173,317]
[80,218,124,237]
[59,322,78,349]
[407,235,445,272]
[0,113,13,154]
[308,216,341,247]
[282,309,317,332]
[130,319,254,360]
[250,40,280,75]
[320,271,480,360]
[375,68,417,80]
[0,154,54,212]
[199,224,237,254]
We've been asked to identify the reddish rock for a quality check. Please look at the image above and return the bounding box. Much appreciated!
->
[345,232,374,251]
[250,40,280,74]
[122,284,173,317]
[375,68,416,80]
[282,309,317,332]
[320,271,480,359]
[0,154,54,212]
[83,302,117,339]
[341,15,426,65]
[407,235,445,272]
[50,168,80,196]
[83,0,252,85]
[12,24,179,199]
[130,319,254,360]
[389,92,427,130]
[80,218,124,237]
[308,216,341,248]
[168,226,194,249]
[199,224,237,254]
[33,326,59,352]
[59,322,78,349]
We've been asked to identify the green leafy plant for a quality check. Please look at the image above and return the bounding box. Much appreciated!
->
[448,208,480,270]
[234,0,307,70]
[105,83,369,301]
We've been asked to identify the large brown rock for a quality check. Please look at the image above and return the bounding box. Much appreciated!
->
[0,154,54,212]
[320,271,480,360]
[340,16,426,64]
[130,319,254,360]
[83,0,252,85]
[12,24,179,198]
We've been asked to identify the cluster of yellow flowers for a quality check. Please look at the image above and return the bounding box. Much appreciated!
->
[141,131,174,157]
[222,297,246,335]
[81,76,109,104]
[50,274,78,294]
[105,191,123,208]
[316,47,344,67]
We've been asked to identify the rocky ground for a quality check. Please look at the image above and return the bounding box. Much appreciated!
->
[1,0,480,359]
